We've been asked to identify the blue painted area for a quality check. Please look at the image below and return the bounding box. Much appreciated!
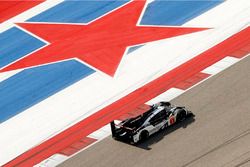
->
[140,0,223,26]
[0,60,94,123]
[0,0,132,122]
[128,0,222,53]
[28,0,129,23]
[0,0,223,122]
[127,45,144,54]
[0,27,45,68]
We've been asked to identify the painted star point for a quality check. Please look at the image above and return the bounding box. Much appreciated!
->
[0,0,207,77]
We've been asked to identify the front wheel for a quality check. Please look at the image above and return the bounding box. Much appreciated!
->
[176,110,186,122]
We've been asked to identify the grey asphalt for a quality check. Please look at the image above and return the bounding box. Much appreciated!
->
[60,55,250,167]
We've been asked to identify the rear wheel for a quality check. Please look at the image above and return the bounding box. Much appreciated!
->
[139,130,149,142]
[176,110,186,122]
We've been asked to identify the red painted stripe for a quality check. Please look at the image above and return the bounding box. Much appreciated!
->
[59,147,77,157]
[175,72,210,90]
[230,43,250,58]
[241,44,250,51]
[4,27,250,167]
[59,137,96,156]
[118,104,150,120]
[0,1,44,23]
[230,50,249,58]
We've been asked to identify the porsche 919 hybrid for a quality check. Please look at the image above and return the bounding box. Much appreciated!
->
[111,102,193,144]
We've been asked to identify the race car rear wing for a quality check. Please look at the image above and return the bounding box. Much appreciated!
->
[110,120,134,138]
[110,121,117,138]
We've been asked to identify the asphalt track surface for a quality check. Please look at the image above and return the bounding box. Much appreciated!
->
[60,55,250,167]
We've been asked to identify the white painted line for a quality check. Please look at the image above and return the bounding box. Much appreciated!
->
[202,56,240,75]
[0,70,21,83]
[88,124,111,140]
[201,66,223,75]
[0,45,50,82]
[99,124,112,133]
[213,56,240,69]
[0,1,63,33]
[185,0,250,28]
[88,131,110,140]
[146,88,184,105]
[34,154,67,167]
[221,56,241,64]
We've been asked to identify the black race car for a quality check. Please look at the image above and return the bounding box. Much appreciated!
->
[111,102,193,144]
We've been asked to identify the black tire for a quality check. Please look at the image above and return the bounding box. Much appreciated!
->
[176,109,186,122]
[139,130,149,142]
